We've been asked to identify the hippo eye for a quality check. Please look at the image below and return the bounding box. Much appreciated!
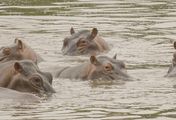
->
[104,63,113,71]
[3,48,11,55]
[33,77,41,83]
[77,39,87,47]
[30,76,43,89]
[81,40,86,44]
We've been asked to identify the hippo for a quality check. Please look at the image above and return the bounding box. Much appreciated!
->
[62,27,109,56]
[0,87,40,103]
[55,55,130,80]
[0,60,55,95]
[0,38,43,64]
[166,42,176,77]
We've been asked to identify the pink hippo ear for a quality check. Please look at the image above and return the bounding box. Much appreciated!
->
[17,40,24,50]
[70,27,75,35]
[14,38,19,43]
[89,28,98,40]
[113,53,117,59]
[174,41,176,49]
[90,56,100,65]
[14,62,23,73]
[14,38,24,50]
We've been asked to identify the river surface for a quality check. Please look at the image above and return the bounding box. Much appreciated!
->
[0,0,176,119]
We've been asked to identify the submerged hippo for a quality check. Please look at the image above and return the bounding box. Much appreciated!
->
[62,27,109,56]
[55,55,130,80]
[0,38,43,64]
[166,42,176,77]
[0,60,55,95]
[0,87,40,103]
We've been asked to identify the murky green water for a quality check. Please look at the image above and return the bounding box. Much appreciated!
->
[0,0,176,119]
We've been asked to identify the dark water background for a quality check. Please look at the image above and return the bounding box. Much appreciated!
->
[0,0,176,119]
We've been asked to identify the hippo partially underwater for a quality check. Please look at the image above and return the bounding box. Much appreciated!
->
[55,55,130,80]
[0,39,54,102]
[0,38,43,64]
[0,60,55,95]
[0,87,40,102]
[62,27,109,56]
[166,42,176,77]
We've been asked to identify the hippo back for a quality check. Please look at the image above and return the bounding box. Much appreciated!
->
[0,87,40,103]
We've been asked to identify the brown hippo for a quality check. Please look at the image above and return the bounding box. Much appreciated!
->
[62,27,109,56]
[0,38,43,64]
[0,60,55,95]
[55,55,130,80]
[166,42,176,77]
[0,87,40,102]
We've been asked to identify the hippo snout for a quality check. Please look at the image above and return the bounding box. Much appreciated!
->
[43,80,56,93]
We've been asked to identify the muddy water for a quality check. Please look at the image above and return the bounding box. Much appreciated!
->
[0,0,176,119]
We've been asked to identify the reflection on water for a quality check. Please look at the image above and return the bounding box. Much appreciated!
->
[0,0,176,119]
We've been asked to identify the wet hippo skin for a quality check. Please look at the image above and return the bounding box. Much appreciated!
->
[55,55,130,80]
[0,87,40,102]
[62,27,109,56]
[0,38,43,64]
[0,60,55,94]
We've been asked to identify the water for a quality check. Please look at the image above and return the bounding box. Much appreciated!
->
[0,0,176,119]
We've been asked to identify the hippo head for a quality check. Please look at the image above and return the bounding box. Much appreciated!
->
[0,38,43,64]
[9,60,55,94]
[62,27,99,55]
[87,55,130,80]
[166,42,176,76]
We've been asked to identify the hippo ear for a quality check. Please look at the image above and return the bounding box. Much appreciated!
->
[90,56,100,65]
[70,27,75,35]
[17,40,24,50]
[113,53,117,59]
[89,28,98,40]
[174,41,176,49]
[14,62,23,73]
[14,38,19,43]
